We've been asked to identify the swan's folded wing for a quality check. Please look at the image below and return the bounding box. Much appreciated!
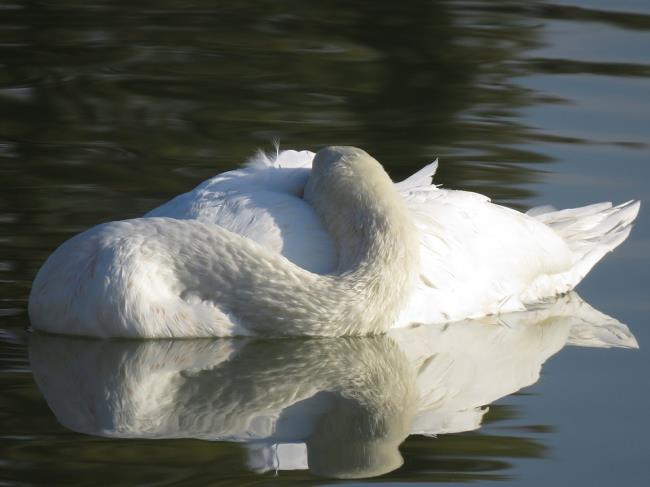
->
[146,150,337,274]
[146,149,316,222]
[398,188,574,325]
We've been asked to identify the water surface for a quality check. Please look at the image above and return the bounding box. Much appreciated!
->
[1,0,649,485]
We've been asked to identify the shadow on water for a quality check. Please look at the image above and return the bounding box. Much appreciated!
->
[13,293,634,482]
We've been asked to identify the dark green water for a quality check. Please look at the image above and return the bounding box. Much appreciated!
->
[1,1,649,485]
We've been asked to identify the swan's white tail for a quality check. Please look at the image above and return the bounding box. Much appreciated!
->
[527,200,640,289]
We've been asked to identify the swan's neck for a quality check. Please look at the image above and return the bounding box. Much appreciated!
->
[303,147,421,334]
[337,188,420,334]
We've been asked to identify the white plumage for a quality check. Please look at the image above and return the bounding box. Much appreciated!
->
[28,146,640,338]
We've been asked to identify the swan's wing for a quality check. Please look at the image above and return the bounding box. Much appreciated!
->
[397,187,577,325]
[398,177,639,326]
[146,150,337,274]
[146,149,315,222]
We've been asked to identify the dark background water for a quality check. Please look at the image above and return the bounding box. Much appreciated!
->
[1,0,649,485]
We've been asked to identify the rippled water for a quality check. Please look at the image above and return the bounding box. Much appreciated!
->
[1,1,649,485]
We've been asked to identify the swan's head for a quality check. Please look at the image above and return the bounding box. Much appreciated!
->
[305,146,393,203]
[304,147,407,253]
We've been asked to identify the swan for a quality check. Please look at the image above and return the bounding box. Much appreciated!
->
[28,146,640,338]
[29,294,637,478]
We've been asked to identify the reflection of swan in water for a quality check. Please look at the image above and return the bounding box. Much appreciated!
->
[29,146,639,338]
[30,293,636,479]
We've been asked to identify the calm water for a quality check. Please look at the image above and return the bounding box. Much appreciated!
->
[1,1,649,485]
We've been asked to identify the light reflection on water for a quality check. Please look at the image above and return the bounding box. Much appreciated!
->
[26,294,637,480]
[1,0,649,485]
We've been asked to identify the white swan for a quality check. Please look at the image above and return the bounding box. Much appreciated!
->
[29,294,637,478]
[28,146,640,338]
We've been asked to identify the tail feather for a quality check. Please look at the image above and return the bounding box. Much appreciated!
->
[531,200,640,289]
[528,201,612,222]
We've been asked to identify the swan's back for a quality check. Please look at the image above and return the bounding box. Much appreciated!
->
[146,149,336,274]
